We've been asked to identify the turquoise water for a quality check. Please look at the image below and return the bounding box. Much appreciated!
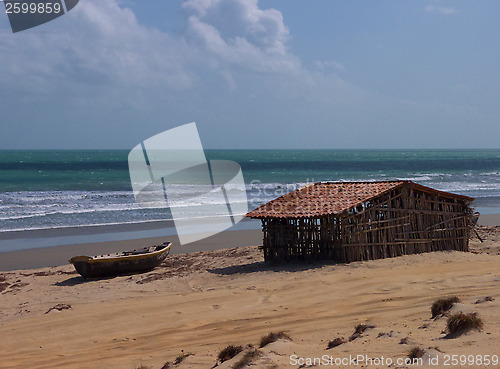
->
[0,149,499,233]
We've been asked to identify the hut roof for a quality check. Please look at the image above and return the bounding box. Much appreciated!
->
[245,180,473,219]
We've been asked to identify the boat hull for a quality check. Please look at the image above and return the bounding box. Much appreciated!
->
[70,243,171,279]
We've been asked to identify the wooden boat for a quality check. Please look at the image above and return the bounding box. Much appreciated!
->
[69,242,172,278]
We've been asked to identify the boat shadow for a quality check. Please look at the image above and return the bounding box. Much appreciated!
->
[208,260,338,276]
[54,268,161,286]
[54,275,118,286]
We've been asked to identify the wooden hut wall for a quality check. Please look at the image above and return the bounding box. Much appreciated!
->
[336,187,410,262]
[261,217,331,262]
[336,185,472,263]
[260,184,472,263]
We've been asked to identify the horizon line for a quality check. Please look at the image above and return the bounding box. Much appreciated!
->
[0,148,499,151]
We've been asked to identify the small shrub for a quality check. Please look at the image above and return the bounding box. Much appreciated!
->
[174,352,193,365]
[408,347,425,360]
[161,351,193,368]
[326,337,345,349]
[348,324,376,341]
[354,324,375,334]
[399,337,410,345]
[259,331,291,348]
[218,345,243,363]
[447,312,483,336]
[431,296,460,318]
[233,349,258,369]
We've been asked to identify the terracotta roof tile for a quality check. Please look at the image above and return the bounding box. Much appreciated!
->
[245,180,473,219]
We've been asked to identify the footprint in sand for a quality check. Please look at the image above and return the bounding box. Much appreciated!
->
[259,294,275,304]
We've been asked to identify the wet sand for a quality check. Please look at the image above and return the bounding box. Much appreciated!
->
[0,228,262,271]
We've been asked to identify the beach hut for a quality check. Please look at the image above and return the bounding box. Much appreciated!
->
[245,181,474,263]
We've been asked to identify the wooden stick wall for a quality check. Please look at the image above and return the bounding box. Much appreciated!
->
[260,185,472,263]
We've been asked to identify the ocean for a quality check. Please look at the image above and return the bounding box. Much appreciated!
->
[1,149,500,236]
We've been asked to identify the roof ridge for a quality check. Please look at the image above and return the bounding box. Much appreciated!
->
[318,180,405,183]
[246,180,472,219]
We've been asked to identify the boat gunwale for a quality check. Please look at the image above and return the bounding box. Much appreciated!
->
[69,242,171,265]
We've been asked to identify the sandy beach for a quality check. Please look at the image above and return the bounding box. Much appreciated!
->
[0,226,262,271]
[0,221,499,369]
[3,0,500,366]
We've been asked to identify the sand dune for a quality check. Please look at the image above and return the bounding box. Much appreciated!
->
[0,226,499,369]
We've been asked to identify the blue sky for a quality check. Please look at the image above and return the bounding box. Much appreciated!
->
[1,0,499,149]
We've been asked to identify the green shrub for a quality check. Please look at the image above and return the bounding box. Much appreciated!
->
[174,352,193,365]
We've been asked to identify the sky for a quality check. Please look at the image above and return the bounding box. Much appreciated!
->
[0,0,499,149]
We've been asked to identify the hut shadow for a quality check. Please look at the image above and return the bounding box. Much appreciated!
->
[208,260,338,276]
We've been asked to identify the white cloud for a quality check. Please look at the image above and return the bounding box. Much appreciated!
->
[425,4,457,15]
[0,0,194,99]
[183,0,289,52]
[182,0,300,74]
[177,0,359,108]
[2,0,437,149]
[0,0,312,101]
[315,60,347,73]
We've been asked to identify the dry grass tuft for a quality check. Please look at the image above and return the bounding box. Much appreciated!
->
[174,352,193,365]
[408,347,425,360]
[447,312,483,336]
[326,337,345,349]
[232,349,259,369]
[218,345,243,363]
[399,337,410,345]
[259,331,291,348]
[431,296,460,318]
[354,324,375,334]
[349,324,376,341]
